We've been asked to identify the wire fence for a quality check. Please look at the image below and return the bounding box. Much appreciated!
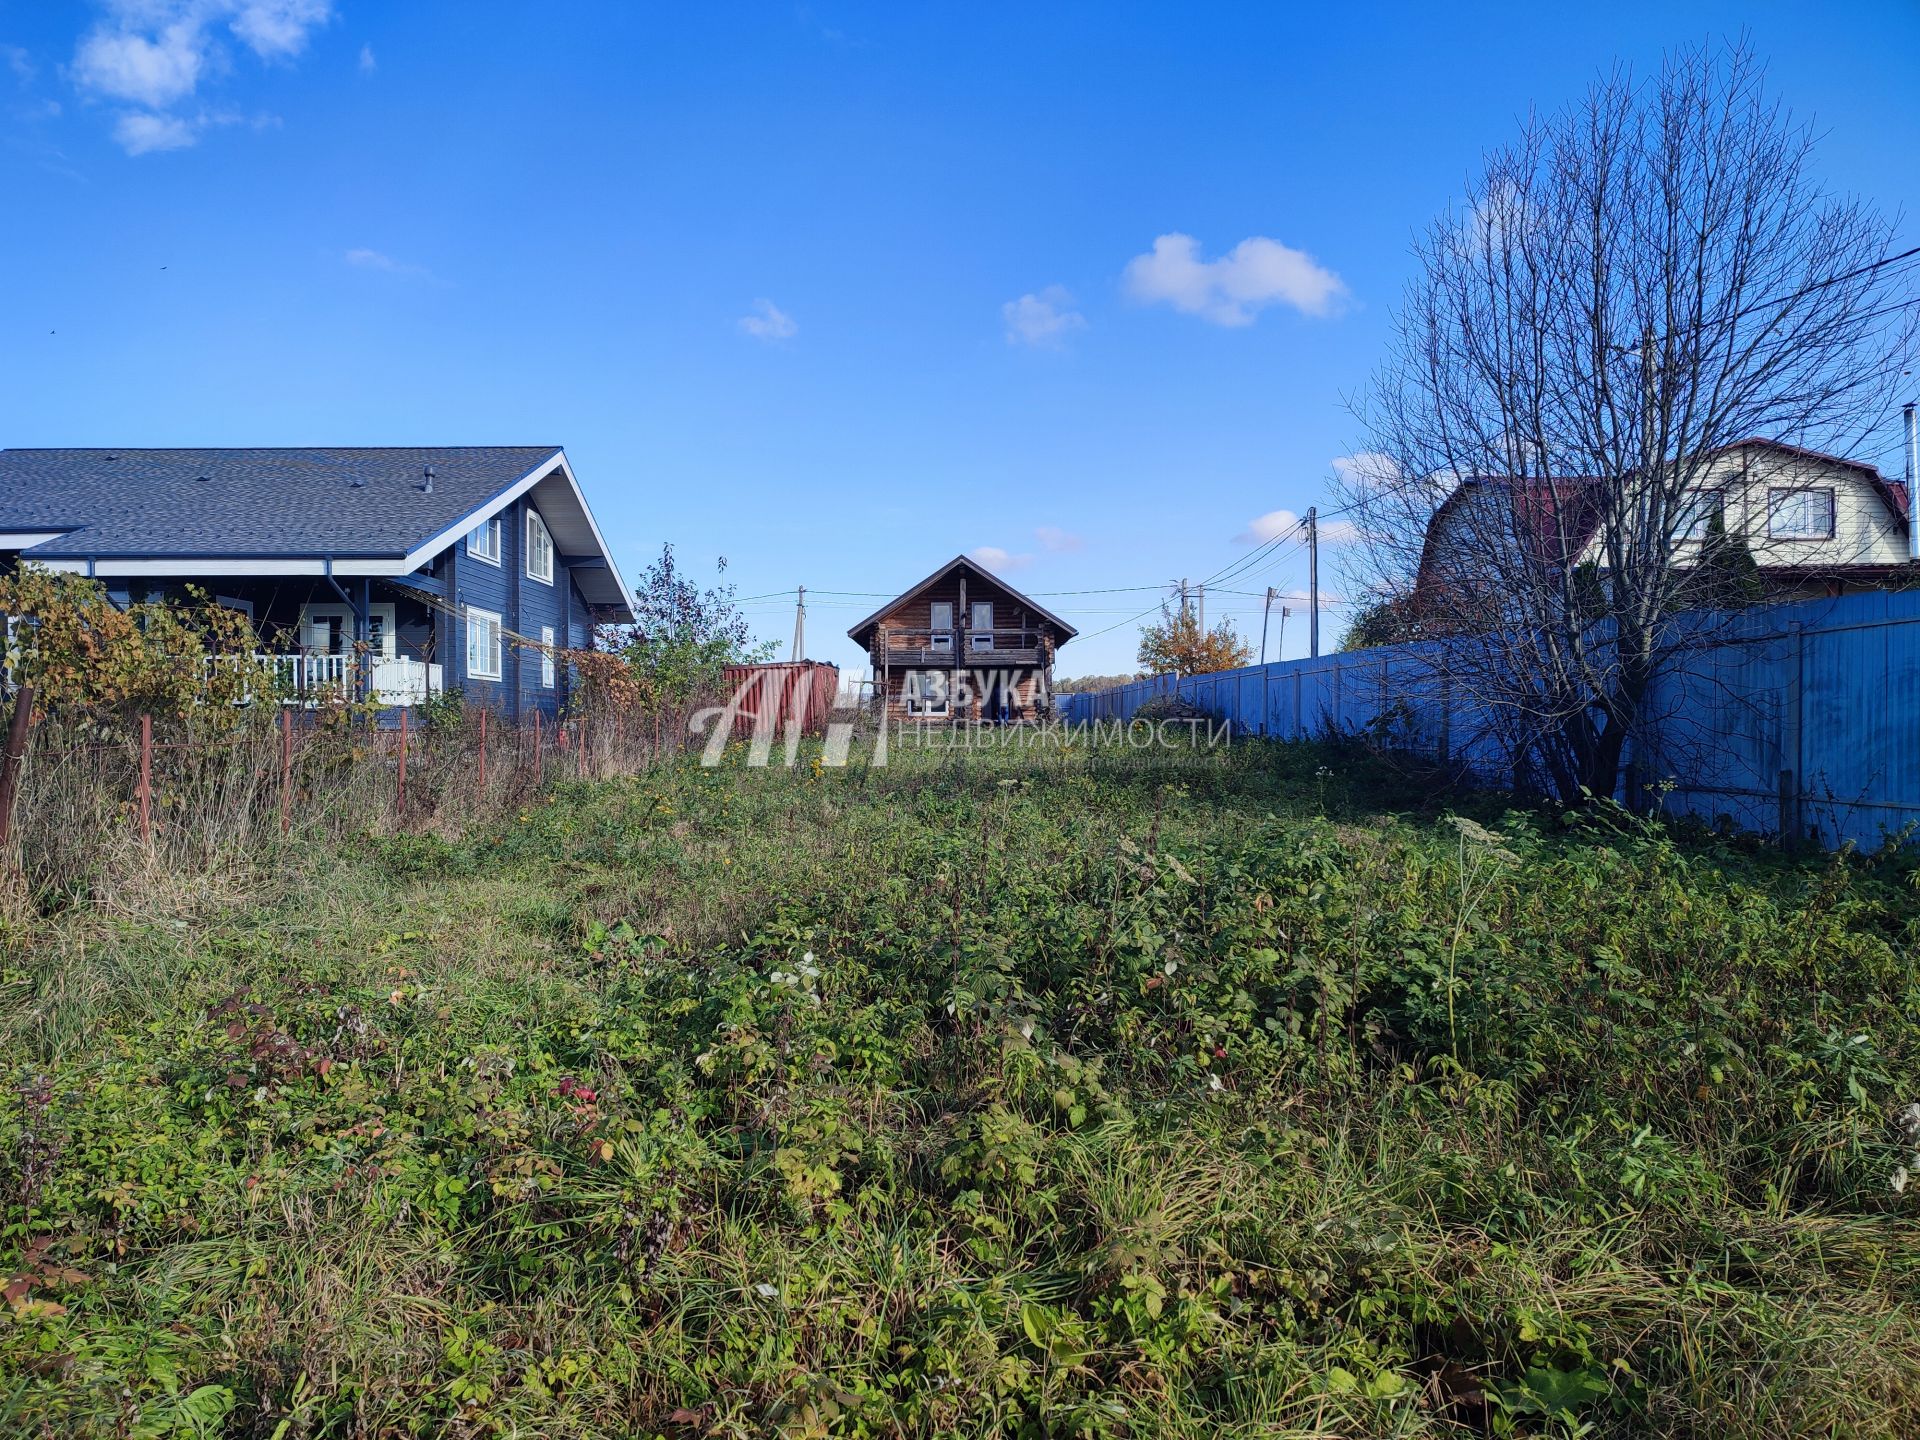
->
[0,692,713,904]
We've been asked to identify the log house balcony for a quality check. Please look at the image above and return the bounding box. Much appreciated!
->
[872,627,1047,667]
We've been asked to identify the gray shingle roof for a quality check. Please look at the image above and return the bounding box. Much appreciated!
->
[0,446,562,558]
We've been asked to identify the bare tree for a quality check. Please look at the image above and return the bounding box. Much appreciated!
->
[1341,43,1917,805]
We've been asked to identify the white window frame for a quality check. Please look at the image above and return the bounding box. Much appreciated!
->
[1767,486,1835,541]
[466,607,503,680]
[928,601,954,652]
[904,669,950,717]
[300,602,396,658]
[525,509,554,585]
[540,625,556,687]
[465,515,502,566]
[971,600,994,631]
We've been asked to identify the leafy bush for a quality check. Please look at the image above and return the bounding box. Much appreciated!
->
[0,568,268,723]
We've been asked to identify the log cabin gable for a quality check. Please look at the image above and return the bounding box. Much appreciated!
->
[848,555,1079,722]
[848,555,1078,655]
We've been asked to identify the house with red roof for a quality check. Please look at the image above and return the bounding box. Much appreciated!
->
[1412,438,1913,625]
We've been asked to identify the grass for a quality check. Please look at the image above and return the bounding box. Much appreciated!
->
[2,733,1918,1438]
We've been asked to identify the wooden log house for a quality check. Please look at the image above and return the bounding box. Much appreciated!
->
[847,554,1077,722]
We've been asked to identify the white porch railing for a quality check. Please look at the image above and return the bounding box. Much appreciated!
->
[369,656,441,706]
[209,653,443,706]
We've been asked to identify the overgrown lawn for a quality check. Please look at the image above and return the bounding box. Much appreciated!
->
[3,739,1918,1437]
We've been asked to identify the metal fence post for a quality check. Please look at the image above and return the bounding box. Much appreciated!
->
[279,708,292,834]
[0,685,34,856]
[478,708,488,790]
[397,705,408,816]
[138,713,152,845]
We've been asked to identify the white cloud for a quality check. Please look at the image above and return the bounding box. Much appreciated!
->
[75,20,207,108]
[1329,450,1452,509]
[738,298,798,342]
[1329,451,1399,491]
[1002,285,1086,348]
[114,109,198,152]
[1123,232,1347,326]
[3,45,36,82]
[229,0,331,59]
[1034,525,1082,553]
[357,43,375,74]
[1236,509,1360,547]
[969,546,1033,572]
[72,1,333,153]
[344,246,431,280]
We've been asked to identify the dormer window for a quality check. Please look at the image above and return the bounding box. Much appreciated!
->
[526,509,554,585]
[465,516,502,565]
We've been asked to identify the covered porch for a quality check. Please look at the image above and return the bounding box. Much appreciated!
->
[120,574,454,709]
[219,651,445,707]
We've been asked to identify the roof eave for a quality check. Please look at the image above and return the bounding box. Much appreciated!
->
[846,552,1079,645]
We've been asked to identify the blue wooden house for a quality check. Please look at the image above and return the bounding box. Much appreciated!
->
[0,446,634,719]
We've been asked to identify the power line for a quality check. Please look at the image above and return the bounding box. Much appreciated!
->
[1072,589,1179,642]
[1714,245,1920,331]
[1032,583,1174,596]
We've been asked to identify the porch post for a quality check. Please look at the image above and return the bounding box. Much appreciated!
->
[507,498,523,724]
[354,578,372,703]
[560,570,571,715]
[447,544,459,702]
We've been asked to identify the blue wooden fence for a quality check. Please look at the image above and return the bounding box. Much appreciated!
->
[1060,588,1920,850]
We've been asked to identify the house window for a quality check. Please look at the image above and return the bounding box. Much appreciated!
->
[526,510,554,585]
[466,516,502,565]
[313,613,345,654]
[1677,490,1724,540]
[928,601,954,652]
[1768,487,1835,540]
[971,601,994,632]
[540,625,556,687]
[904,669,949,717]
[300,603,395,659]
[466,607,502,679]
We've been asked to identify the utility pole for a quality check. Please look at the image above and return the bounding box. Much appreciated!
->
[1196,583,1204,635]
[1178,577,1189,622]
[1305,507,1320,659]
[1278,605,1290,659]
[1259,586,1276,664]
[790,585,806,662]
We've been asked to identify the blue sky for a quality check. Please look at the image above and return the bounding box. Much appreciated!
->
[3,2,1918,676]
